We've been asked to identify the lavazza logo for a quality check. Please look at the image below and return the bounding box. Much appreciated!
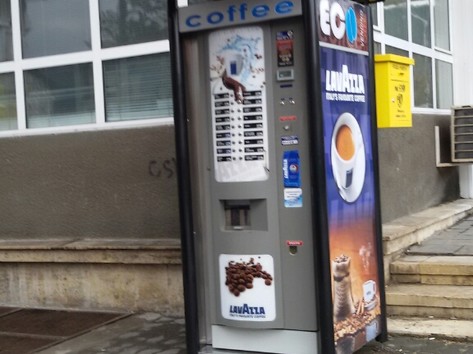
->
[229,303,267,318]
[319,0,358,43]
[325,64,366,103]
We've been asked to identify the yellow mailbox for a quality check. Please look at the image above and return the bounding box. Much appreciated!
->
[375,54,415,128]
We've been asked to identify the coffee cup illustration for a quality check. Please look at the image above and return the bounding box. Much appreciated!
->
[331,113,366,203]
[334,124,356,189]
[363,280,376,303]
[224,52,244,77]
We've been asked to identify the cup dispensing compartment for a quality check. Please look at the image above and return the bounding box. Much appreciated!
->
[223,199,268,231]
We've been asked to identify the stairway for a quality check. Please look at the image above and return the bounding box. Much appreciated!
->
[380,201,473,340]
[388,255,473,319]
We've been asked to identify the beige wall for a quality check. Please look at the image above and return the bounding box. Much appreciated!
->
[0,125,179,240]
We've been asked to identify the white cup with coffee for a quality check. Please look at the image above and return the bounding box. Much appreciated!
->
[332,113,363,189]
[334,123,357,189]
[363,280,376,303]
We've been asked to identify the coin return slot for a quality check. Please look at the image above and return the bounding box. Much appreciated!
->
[289,245,298,255]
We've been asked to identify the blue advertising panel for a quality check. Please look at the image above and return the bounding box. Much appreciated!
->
[318,0,382,353]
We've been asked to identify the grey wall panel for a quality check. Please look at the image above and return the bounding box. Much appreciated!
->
[0,125,179,239]
[0,114,460,238]
[378,114,459,223]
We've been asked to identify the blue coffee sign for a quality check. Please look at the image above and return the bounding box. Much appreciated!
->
[178,0,302,32]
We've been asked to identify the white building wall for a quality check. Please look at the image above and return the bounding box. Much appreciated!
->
[452,1,473,105]
[451,0,473,197]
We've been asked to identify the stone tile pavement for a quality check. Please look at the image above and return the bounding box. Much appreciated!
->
[35,311,473,354]
[36,313,187,354]
[407,214,473,256]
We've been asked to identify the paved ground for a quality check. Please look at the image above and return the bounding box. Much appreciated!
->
[360,335,473,353]
[34,312,473,354]
[407,214,473,256]
[32,213,473,353]
[36,313,187,354]
[6,212,468,353]
[0,307,126,354]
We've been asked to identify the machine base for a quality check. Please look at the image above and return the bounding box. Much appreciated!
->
[202,325,318,354]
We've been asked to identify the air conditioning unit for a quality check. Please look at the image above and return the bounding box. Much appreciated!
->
[451,106,473,163]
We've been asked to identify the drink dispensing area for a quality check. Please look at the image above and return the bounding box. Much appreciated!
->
[169,0,387,353]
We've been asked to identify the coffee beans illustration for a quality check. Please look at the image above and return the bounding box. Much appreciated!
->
[225,258,273,297]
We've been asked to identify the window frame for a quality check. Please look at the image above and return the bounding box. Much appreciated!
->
[0,0,173,138]
[0,0,456,138]
[372,0,453,115]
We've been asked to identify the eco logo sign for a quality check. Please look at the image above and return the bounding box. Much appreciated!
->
[318,0,368,51]
[320,0,357,43]
[345,7,357,43]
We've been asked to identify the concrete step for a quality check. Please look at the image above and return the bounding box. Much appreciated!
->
[386,283,473,319]
[382,200,473,258]
[388,316,473,342]
[390,255,473,285]
[381,199,473,283]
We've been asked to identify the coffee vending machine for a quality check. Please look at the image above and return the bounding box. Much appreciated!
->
[169,0,387,353]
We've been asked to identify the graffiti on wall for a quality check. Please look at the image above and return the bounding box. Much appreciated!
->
[148,158,177,179]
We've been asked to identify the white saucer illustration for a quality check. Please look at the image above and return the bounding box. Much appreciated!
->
[331,112,366,203]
